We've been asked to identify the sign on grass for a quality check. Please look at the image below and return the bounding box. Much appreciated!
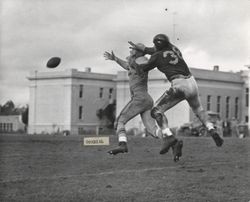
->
[83,136,109,146]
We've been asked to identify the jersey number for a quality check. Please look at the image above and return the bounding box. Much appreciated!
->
[163,47,183,65]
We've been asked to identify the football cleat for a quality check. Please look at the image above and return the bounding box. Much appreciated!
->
[108,142,128,155]
[210,129,224,147]
[172,140,183,162]
[159,135,178,154]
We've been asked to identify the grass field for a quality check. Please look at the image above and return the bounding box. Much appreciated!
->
[0,134,249,202]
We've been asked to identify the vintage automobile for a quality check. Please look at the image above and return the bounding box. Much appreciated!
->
[237,123,249,138]
[177,111,221,136]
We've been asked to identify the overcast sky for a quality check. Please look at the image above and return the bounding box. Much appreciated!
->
[0,0,249,105]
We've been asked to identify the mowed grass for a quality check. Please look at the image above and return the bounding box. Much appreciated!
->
[0,134,249,202]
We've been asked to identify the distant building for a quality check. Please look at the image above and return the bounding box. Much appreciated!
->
[27,67,249,135]
[0,115,26,133]
[241,69,250,124]
[116,67,249,131]
[27,69,116,135]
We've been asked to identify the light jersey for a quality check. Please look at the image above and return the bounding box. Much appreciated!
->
[127,56,149,93]
[145,44,191,80]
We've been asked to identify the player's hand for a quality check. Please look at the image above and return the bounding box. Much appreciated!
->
[128,41,137,49]
[128,41,145,52]
[104,51,116,61]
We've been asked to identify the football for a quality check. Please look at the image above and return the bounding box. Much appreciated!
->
[46,57,61,68]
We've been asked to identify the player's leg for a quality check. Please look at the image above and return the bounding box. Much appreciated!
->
[108,101,132,155]
[139,93,161,138]
[140,110,161,139]
[151,88,184,131]
[186,77,223,147]
[151,88,184,159]
[188,97,224,147]
[108,97,150,155]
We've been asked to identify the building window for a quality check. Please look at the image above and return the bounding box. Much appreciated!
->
[109,88,113,99]
[226,96,230,118]
[7,123,12,132]
[79,85,83,98]
[235,97,239,119]
[79,106,83,120]
[246,116,249,123]
[99,88,103,98]
[246,88,249,107]
[207,95,211,111]
[216,96,221,113]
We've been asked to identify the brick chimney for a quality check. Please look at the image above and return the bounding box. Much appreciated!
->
[213,65,219,71]
[85,67,91,72]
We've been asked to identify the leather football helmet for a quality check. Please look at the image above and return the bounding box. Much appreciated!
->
[153,34,170,50]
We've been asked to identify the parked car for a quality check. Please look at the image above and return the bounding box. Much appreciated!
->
[177,111,221,137]
[237,123,249,138]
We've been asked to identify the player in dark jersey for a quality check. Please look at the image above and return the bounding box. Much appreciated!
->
[129,34,224,161]
[104,44,161,155]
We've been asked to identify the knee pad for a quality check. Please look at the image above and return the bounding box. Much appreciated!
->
[151,107,163,126]
[151,107,161,119]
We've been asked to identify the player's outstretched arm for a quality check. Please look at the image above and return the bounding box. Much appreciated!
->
[104,51,129,70]
[128,41,156,55]
[138,63,155,72]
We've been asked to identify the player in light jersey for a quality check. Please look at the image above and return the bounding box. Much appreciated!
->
[130,34,223,161]
[104,44,161,155]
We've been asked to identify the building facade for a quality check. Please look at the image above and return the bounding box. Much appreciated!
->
[0,115,26,133]
[28,67,249,135]
[116,67,249,131]
[28,69,116,135]
[190,68,244,122]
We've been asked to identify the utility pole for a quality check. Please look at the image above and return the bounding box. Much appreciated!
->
[34,70,37,134]
[172,11,177,44]
[246,65,250,129]
[165,8,178,43]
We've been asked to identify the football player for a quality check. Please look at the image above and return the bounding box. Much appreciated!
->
[129,34,224,161]
[104,44,161,155]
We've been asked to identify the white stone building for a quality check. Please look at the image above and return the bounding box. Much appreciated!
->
[116,67,249,131]
[0,115,26,133]
[27,67,250,135]
[27,69,116,135]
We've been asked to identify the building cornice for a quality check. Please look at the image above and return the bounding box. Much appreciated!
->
[27,69,116,82]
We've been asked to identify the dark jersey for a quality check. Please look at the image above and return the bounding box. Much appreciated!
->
[143,44,191,81]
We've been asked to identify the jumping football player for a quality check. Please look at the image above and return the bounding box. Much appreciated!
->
[129,34,224,161]
[104,44,163,156]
